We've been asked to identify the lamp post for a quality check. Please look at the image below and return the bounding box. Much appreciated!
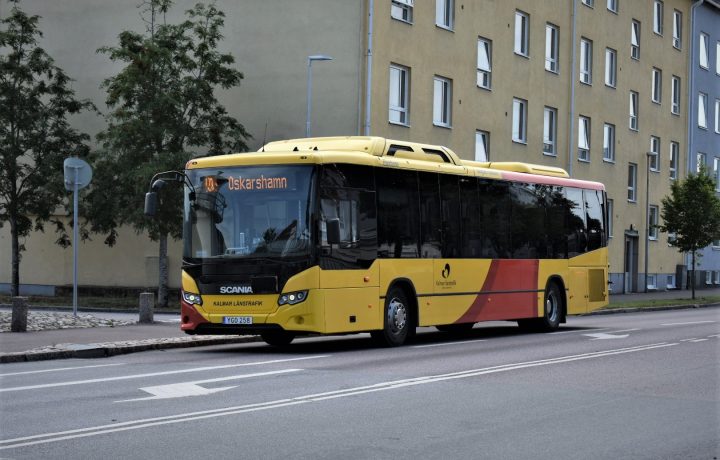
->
[306,54,333,138]
[645,150,657,293]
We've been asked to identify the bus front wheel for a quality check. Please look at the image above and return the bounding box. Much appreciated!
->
[518,282,562,332]
[260,330,295,347]
[371,287,412,347]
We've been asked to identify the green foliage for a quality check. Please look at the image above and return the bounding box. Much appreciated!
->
[659,165,720,255]
[87,0,250,243]
[0,1,95,294]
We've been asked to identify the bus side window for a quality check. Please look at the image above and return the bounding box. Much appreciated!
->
[376,169,420,258]
[584,189,605,250]
[565,187,587,257]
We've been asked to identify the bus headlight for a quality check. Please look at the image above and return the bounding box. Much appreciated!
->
[182,291,203,306]
[278,290,308,306]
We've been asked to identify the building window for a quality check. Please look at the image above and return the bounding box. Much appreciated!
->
[706,271,713,285]
[668,231,677,246]
[543,106,557,156]
[669,141,678,180]
[653,0,663,35]
[697,152,707,173]
[671,75,680,115]
[607,198,614,238]
[649,205,659,240]
[652,68,662,104]
[628,163,637,202]
[714,157,720,192]
[672,10,681,49]
[582,0,594,7]
[607,0,618,13]
[630,90,639,130]
[715,99,720,133]
[389,65,410,125]
[578,115,591,162]
[512,97,528,143]
[433,76,452,127]
[477,38,492,90]
[605,48,617,87]
[514,11,530,57]
[475,130,489,161]
[699,92,708,129]
[391,0,413,23]
[666,274,676,289]
[714,239,720,249]
[436,0,454,30]
[647,274,658,290]
[700,33,709,69]
[580,38,593,84]
[717,42,720,74]
[603,123,615,162]
[650,136,660,171]
[545,23,559,73]
[715,271,720,285]
[631,20,640,60]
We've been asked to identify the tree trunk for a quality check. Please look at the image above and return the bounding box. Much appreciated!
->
[9,216,20,297]
[157,233,169,308]
[691,251,696,300]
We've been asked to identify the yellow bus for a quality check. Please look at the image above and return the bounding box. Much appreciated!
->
[146,136,608,346]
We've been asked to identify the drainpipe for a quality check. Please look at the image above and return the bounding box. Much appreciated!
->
[364,0,374,136]
[567,0,578,177]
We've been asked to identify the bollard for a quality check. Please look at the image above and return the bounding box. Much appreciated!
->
[139,292,155,324]
[11,296,28,332]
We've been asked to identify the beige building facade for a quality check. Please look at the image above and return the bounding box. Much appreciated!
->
[0,0,692,294]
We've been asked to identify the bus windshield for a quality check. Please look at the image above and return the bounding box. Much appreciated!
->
[183,165,315,261]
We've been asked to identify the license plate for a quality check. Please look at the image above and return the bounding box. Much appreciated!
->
[223,316,253,325]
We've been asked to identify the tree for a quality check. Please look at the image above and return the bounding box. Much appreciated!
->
[88,0,249,307]
[0,1,95,297]
[659,166,720,299]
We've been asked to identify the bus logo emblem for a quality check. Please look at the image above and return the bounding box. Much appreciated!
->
[441,263,451,279]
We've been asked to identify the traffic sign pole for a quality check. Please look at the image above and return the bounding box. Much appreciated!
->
[73,167,79,317]
[63,157,92,318]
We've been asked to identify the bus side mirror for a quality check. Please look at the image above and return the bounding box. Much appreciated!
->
[144,192,158,217]
[326,218,341,245]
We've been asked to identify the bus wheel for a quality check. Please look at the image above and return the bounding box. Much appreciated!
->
[436,323,475,333]
[260,330,295,347]
[539,283,562,331]
[371,287,411,347]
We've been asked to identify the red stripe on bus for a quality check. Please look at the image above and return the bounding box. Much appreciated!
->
[456,259,539,323]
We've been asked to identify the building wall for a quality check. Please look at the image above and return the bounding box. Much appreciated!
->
[689,2,720,289]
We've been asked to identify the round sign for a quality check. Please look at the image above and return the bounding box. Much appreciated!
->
[63,157,93,190]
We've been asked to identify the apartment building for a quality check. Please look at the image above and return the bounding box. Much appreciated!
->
[0,0,704,294]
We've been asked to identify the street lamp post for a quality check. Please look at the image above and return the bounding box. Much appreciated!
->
[645,151,657,293]
[306,55,333,138]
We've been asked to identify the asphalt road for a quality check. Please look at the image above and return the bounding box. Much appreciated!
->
[1,307,718,460]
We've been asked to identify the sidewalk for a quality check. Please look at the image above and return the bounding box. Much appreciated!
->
[1,288,719,363]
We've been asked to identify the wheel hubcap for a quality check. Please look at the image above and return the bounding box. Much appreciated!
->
[546,292,558,322]
[388,297,407,334]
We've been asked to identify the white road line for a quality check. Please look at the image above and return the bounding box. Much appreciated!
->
[680,338,709,343]
[0,356,329,393]
[610,329,640,333]
[550,328,611,335]
[412,339,486,348]
[0,342,677,450]
[0,363,125,378]
[660,321,716,326]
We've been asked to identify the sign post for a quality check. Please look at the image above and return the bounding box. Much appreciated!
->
[63,157,92,317]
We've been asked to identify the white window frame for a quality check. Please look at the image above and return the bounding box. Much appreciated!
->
[650,136,660,172]
[514,11,530,57]
[666,274,676,289]
[605,47,617,87]
[543,106,557,156]
[669,141,678,180]
[582,0,594,7]
[700,33,709,69]
[717,42,720,74]
[435,0,454,30]
[545,23,559,73]
[607,0,618,13]
[706,271,713,285]
[512,98,528,144]
[391,0,414,23]
[698,92,708,129]
[475,130,489,162]
[649,205,659,240]
[653,0,663,35]
[715,271,720,285]
[389,64,410,126]
[652,68,662,104]
[672,10,681,49]
[631,20,640,60]
[697,152,707,173]
[647,274,658,290]
[603,123,615,162]
[433,76,452,128]
[715,99,720,133]
[714,157,720,192]
[628,162,637,202]
[630,90,639,130]
[607,198,614,238]
[477,38,492,90]
[671,75,680,115]
[578,115,591,162]
[580,38,593,84]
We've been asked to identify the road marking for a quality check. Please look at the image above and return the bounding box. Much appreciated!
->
[0,342,677,450]
[117,369,302,402]
[550,328,610,335]
[680,338,709,343]
[660,320,716,326]
[0,356,328,393]
[0,363,125,378]
[611,328,640,333]
[582,332,629,340]
[412,339,486,348]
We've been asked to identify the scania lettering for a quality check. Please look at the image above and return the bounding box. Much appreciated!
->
[219,286,253,294]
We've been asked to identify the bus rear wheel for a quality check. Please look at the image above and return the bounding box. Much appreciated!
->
[371,286,412,347]
[260,330,295,347]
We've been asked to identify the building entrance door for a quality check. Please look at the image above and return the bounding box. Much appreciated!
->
[624,232,639,293]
